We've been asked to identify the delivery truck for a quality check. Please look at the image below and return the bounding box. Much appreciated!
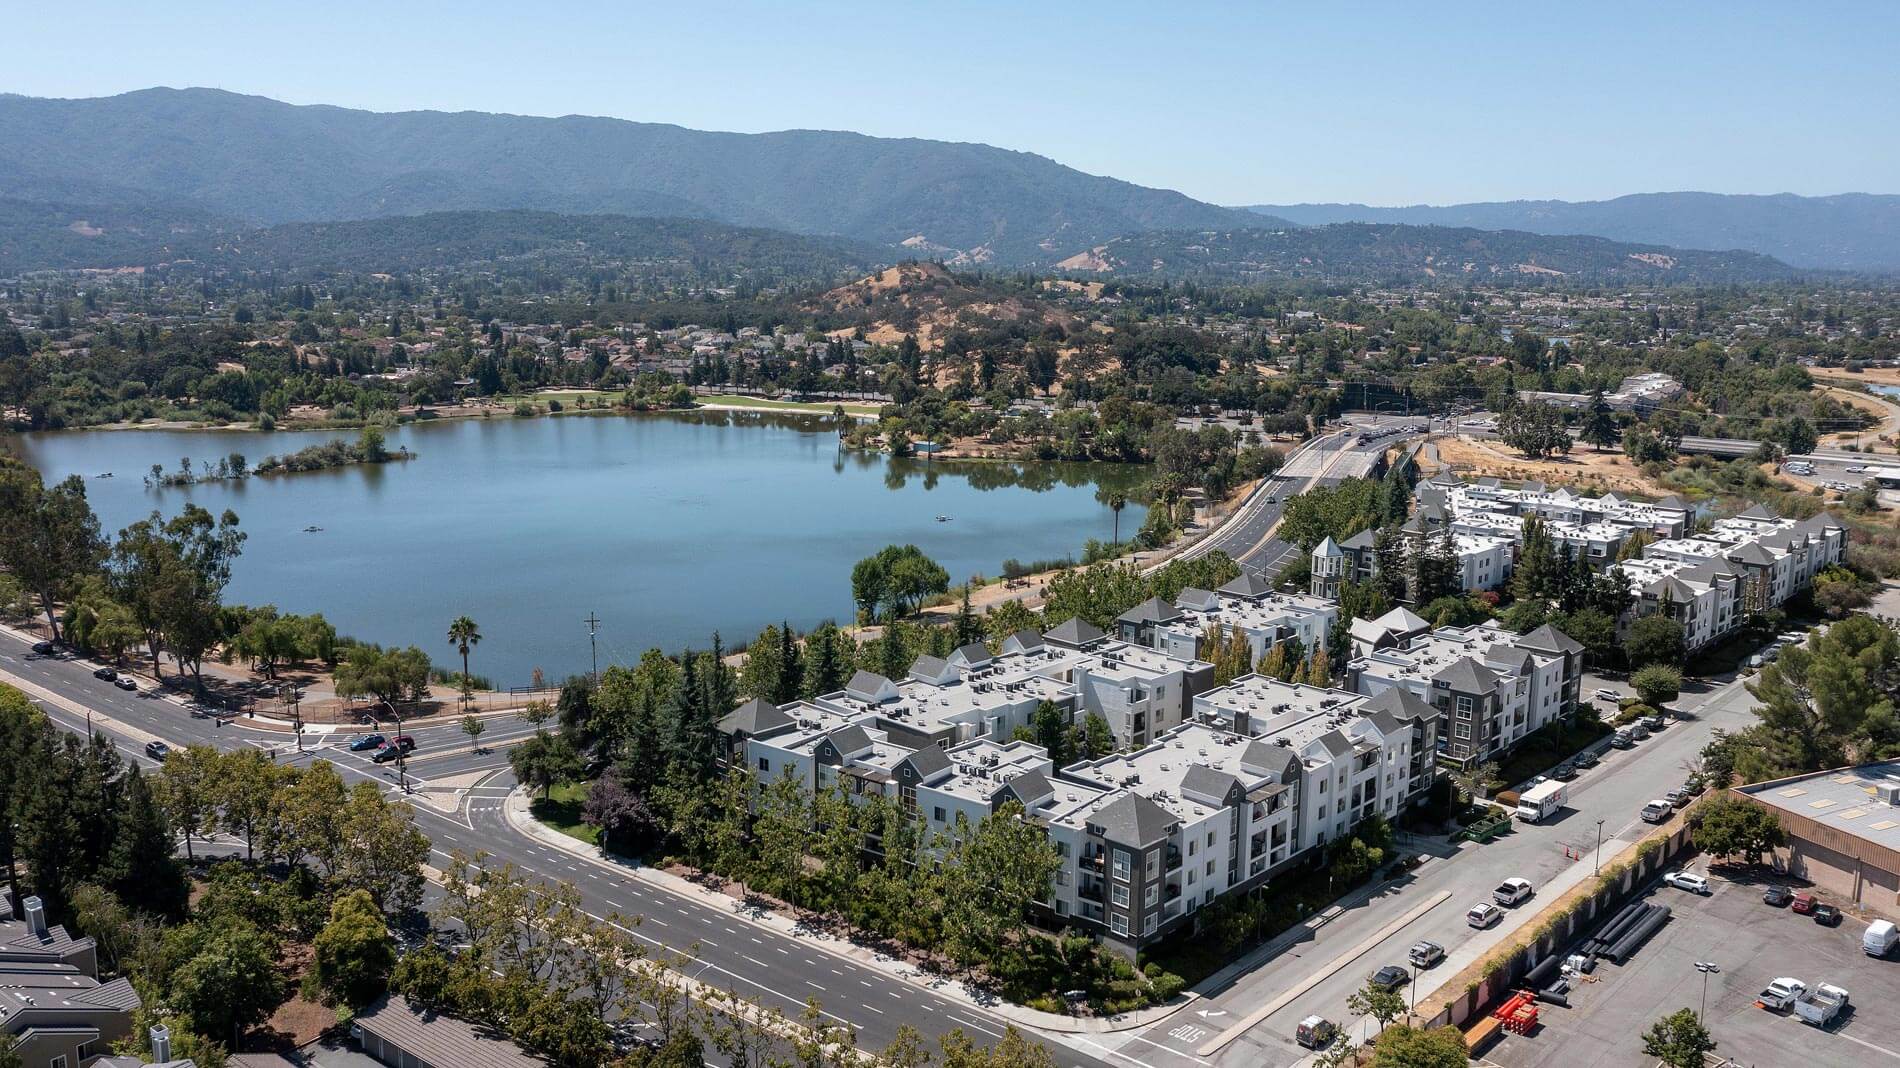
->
[1515,780,1568,823]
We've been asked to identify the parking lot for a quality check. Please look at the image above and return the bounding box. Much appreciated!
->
[1488,867,1900,1068]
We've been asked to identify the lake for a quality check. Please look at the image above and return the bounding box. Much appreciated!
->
[6,413,1144,687]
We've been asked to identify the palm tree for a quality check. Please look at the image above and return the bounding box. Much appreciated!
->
[1108,491,1127,544]
[447,616,482,703]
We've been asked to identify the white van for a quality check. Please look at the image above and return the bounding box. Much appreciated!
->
[1866,920,1898,957]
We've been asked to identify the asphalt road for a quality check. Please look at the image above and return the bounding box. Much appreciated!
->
[0,629,1129,1068]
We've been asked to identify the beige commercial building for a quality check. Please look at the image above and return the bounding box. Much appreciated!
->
[1735,762,1900,919]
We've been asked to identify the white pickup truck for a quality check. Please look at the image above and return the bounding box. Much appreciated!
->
[1794,983,1850,1028]
[1757,977,1806,1012]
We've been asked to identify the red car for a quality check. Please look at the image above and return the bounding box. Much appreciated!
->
[1790,892,1818,914]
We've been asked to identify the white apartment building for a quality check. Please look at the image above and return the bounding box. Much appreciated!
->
[719,654,1441,956]
[1117,571,1337,667]
[1346,620,1583,766]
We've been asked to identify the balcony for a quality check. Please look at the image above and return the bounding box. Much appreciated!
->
[1081,849,1106,871]
[1165,846,1183,872]
[1164,881,1182,903]
[1078,881,1104,904]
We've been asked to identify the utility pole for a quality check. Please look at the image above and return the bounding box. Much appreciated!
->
[1594,818,1605,875]
[584,612,602,684]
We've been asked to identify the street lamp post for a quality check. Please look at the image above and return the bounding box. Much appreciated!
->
[1694,961,1720,1021]
[380,699,409,793]
[1594,818,1605,876]
[283,684,304,753]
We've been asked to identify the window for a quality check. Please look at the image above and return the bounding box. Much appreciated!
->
[1144,914,1158,935]
[1112,850,1131,881]
[51,1058,67,1068]
[1112,884,1130,907]
[933,806,946,823]
[757,757,771,773]
[1455,724,1471,740]
[1144,884,1158,906]
[1206,830,1216,846]
[1205,860,1215,876]
[1456,696,1474,715]
[1111,914,1129,935]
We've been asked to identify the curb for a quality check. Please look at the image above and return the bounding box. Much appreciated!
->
[500,788,1196,1035]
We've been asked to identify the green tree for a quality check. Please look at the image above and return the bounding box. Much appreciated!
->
[1626,614,1686,669]
[109,504,245,685]
[102,767,187,919]
[334,644,432,708]
[0,461,106,641]
[165,921,284,1046]
[1347,978,1406,1033]
[152,745,221,861]
[1578,390,1620,451]
[851,544,951,621]
[1497,402,1571,459]
[512,731,584,799]
[1642,1008,1717,1068]
[447,615,482,697]
[1631,664,1683,707]
[1370,1024,1468,1067]
[306,889,395,1008]
[1689,794,1786,866]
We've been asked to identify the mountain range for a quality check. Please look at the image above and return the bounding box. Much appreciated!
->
[0,87,1262,268]
[0,87,1884,279]
[1245,194,1900,271]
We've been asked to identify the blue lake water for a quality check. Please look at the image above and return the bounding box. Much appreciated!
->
[7,412,1143,686]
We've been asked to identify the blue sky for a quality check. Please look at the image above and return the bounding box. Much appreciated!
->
[8,2,1896,205]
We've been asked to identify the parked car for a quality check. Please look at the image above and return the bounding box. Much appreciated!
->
[92,666,117,681]
[1763,885,1794,908]
[1665,788,1692,808]
[349,733,386,752]
[114,675,137,691]
[1295,1016,1337,1050]
[1550,762,1577,781]
[144,741,170,761]
[1628,723,1651,741]
[1814,904,1844,927]
[1682,776,1707,797]
[30,641,53,655]
[1663,871,1711,894]
[1593,687,1620,703]
[1493,878,1535,907]
[1791,892,1818,914]
[1368,965,1409,992]
[1643,714,1668,731]
[1794,983,1849,1028]
[1641,799,1674,823]
[1408,941,1445,969]
[1467,902,1503,929]
[1610,730,1635,750]
[1757,977,1807,1012]
[1572,751,1600,769]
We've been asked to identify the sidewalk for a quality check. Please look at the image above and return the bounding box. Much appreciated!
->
[501,788,1196,1035]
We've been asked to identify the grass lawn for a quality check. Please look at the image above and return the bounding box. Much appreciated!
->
[530,781,597,845]
[696,393,882,417]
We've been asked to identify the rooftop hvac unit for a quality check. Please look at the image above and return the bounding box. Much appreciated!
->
[1877,782,1900,807]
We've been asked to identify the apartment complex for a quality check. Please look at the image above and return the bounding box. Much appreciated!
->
[718,626,1441,956]
[1346,620,1584,766]
[1117,572,1336,667]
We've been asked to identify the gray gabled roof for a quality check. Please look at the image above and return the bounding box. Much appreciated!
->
[900,743,952,779]
[909,654,950,679]
[354,994,545,1068]
[1341,528,1379,551]
[1373,606,1432,633]
[823,724,873,758]
[951,642,992,665]
[1001,769,1053,805]
[1737,504,1777,520]
[1360,685,1438,725]
[1433,656,1499,693]
[1218,571,1274,599]
[1314,730,1355,759]
[716,697,794,738]
[1240,739,1298,778]
[1654,494,1690,511]
[1517,623,1584,656]
[1117,596,1183,625]
[71,975,140,1011]
[1088,792,1177,847]
[1001,629,1045,653]
[1647,575,1699,601]
[845,670,895,701]
[1179,764,1243,806]
[1727,542,1777,567]
[1044,617,1106,648]
[1312,535,1343,558]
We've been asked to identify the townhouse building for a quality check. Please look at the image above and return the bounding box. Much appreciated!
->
[1346,620,1583,767]
[0,896,148,1068]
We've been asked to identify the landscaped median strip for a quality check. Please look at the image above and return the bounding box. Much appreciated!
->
[1195,889,1452,1057]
